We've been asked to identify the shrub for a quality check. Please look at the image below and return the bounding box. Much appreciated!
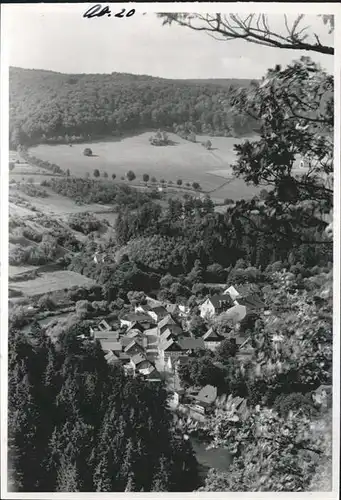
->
[192,182,201,190]
[273,392,317,418]
[93,169,100,178]
[112,173,116,180]
[176,179,183,186]
[68,212,102,235]
[83,147,93,156]
[103,171,108,178]
[37,295,56,311]
[142,173,150,183]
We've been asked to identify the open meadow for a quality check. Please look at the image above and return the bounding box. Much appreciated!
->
[30,132,264,201]
[9,270,96,297]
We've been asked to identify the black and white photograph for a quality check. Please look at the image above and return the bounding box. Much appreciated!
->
[0,2,340,497]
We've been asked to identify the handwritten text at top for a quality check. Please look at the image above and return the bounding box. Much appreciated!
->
[83,4,135,19]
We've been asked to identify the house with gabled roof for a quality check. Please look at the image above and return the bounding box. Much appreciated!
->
[92,329,120,341]
[144,368,162,382]
[120,313,155,330]
[90,319,119,339]
[128,353,158,379]
[157,314,179,335]
[147,306,169,323]
[145,296,164,308]
[202,328,225,350]
[160,325,183,342]
[199,294,233,318]
[158,336,204,371]
[123,337,146,356]
[191,385,218,414]
[104,350,131,366]
[130,352,146,368]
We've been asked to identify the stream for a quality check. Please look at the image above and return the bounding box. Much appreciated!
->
[190,436,232,479]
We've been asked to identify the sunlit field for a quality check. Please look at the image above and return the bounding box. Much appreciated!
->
[30,132,263,201]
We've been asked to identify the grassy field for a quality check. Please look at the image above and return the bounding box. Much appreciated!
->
[9,270,96,297]
[30,132,263,201]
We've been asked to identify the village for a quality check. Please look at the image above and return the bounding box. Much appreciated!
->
[85,284,269,419]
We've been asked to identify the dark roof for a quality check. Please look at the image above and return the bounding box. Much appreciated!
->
[124,339,144,353]
[196,385,217,404]
[167,324,183,334]
[202,328,224,341]
[126,321,144,332]
[150,306,168,316]
[145,296,164,308]
[205,294,232,308]
[120,335,136,347]
[178,337,205,351]
[131,353,145,366]
[231,333,249,346]
[160,329,173,342]
[117,352,131,362]
[145,368,162,381]
[138,304,152,311]
[160,326,183,341]
[233,284,260,297]
[237,294,265,310]
[121,313,153,323]
[158,314,178,329]
[159,339,180,352]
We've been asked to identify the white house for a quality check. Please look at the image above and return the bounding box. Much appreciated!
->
[199,294,232,318]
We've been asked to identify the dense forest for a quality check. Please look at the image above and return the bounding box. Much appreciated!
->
[9,67,257,148]
[8,328,199,492]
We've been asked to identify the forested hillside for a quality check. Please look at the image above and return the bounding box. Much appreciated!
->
[9,67,257,147]
[8,328,199,492]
